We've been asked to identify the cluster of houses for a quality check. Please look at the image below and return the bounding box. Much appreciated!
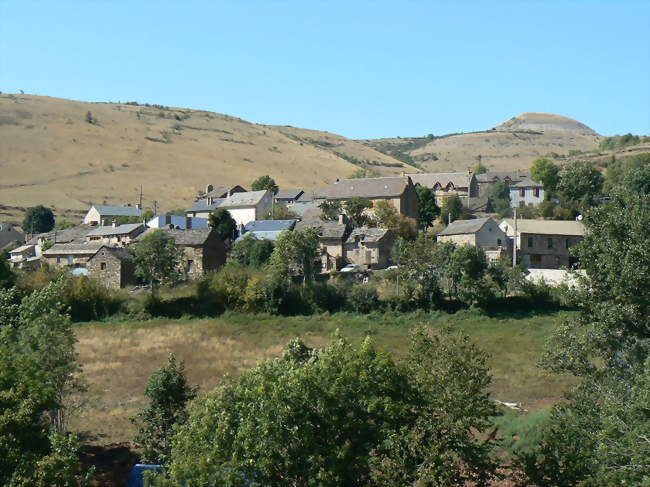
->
[2,169,579,288]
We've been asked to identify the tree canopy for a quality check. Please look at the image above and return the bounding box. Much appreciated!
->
[344,197,372,227]
[209,208,237,241]
[439,194,464,224]
[530,158,560,193]
[269,228,321,283]
[251,175,279,194]
[415,185,439,231]
[231,234,275,268]
[130,230,184,289]
[557,160,604,208]
[487,181,512,217]
[23,205,55,234]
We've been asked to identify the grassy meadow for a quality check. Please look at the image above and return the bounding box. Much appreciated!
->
[70,309,576,445]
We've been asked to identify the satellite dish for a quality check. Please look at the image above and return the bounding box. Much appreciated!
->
[576,214,583,221]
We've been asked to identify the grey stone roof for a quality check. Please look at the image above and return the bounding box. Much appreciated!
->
[318,177,411,200]
[27,225,93,245]
[92,246,133,261]
[295,220,349,240]
[275,189,304,201]
[345,227,391,243]
[438,217,492,236]
[219,190,269,209]
[138,228,215,246]
[407,172,473,189]
[243,219,296,233]
[0,224,24,249]
[204,185,246,199]
[186,199,224,213]
[297,191,315,202]
[501,219,585,236]
[511,177,543,188]
[43,243,103,256]
[92,205,143,217]
[86,223,145,237]
[476,171,530,184]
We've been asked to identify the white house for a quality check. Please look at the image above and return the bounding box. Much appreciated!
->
[186,190,273,226]
[509,178,545,208]
[147,215,208,230]
[83,205,143,225]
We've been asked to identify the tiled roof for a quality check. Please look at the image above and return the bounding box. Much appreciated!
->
[43,243,103,256]
[243,219,296,233]
[407,172,473,189]
[86,223,144,237]
[511,177,543,188]
[204,185,246,199]
[476,171,530,183]
[318,177,411,200]
[92,205,143,217]
[500,219,585,236]
[438,217,491,236]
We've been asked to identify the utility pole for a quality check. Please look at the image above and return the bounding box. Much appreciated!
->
[153,200,158,215]
[139,185,143,209]
[512,207,518,267]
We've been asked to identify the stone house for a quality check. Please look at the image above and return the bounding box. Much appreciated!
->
[315,176,419,230]
[437,217,509,262]
[137,228,227,278]
[275,189,304,204]
[83,204,142,225]
[408,172,479,207]
[343,227,395,270]
[42,243,102,268]
[509,178,545,208]
[86,246,136,288]
[8,244,40,269]
[27,224,93,257]
[295,216,351,271]
[500,219,585,269]
[85,223,146,247]
[475,171,530,196]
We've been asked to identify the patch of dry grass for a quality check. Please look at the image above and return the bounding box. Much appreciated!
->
[70,311,575,445]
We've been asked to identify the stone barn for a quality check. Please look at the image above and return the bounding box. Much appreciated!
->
[86,246,136,288]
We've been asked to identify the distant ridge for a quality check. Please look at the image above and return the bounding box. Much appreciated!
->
[494,112,599,136]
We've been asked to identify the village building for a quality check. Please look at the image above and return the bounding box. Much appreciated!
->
[343,227,395,270]
[147,215,208,230]
[275,189,304,205]
[0,222,24,250]
[202,184,247,199]
[296,216,351,271]
[85,223,146,246]
[235,219,296,242]
[86,246,136,288]
[138,228,227,278]
[509,178,545,208]
[286,191,318,217]
[500,218,585,269]
[315,176,419,229]
[8,244,40,269]
[83,204,143,225]
[41,243,103,268]
[437,217,509,262]
[475,171,530,196]
[407,172,479,207]
[186,190,273,227]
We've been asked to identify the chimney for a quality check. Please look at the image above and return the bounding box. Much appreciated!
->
[111,220,117,228]
[227,190,231,198]
[338,213,348,225]
[186,216,192,229]
[206,184,213,194]
[136,203,142,210]
[101,219,106,226]
[207,196,213,205]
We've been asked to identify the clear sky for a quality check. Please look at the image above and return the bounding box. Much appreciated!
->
[1,1,648,138]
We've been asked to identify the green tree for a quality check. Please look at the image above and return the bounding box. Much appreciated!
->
[487,181,512,217]
[344,197,372,226]
[130,230,184,290]
[269,228,321,283]
[415,185,440,231]
[164,330,498,486]
[348,168,380,179]
[23,205,55,234]
[606,153,650,195]
[209,208,237,241]
[0,251,16,289]
[557,160,604,208]
[231,234,275,268]
[439,194,464,224]
[447,245,492,305]
[264,203,298,220]
[318,200,342,221]
[131,354,197,465]
[372,200,415,239]
[474,162,488,175]
[251,175,279,194]
[519,189,650,485]
[398,234,445,309]
[530,158,560,193]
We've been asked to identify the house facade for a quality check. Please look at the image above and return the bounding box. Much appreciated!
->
[295,217,350,271]
[509,178,545,208]
[186,190,273,227]
[408,172,479,207]
[500,219,585,269]
[343,227,395,270]
[85,223,146,246]
[147,215,208,230]
[86,247,136,288]
[437,217,509,262]
[83,205,143,225]
[42,243,102,268]
[315,176,419,230]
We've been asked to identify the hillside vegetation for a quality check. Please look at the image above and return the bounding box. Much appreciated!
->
[0,94,416,221]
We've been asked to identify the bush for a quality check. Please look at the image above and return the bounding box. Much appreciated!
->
[62,276,122,322]
[347,284,380,314]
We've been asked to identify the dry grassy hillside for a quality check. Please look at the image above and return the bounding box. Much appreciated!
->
[0,94,415,222]
[363,113,604,172]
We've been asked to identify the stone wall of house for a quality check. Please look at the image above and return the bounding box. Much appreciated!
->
[518,233,583,269]
[86,250,134,288]
[437,234,477,246]
[42,254,93,268]
[181,246,205,279]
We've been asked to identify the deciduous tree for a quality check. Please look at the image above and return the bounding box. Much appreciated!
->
[130,230,184,290]
[23,205,55,234]
[251,175,279,194]
[209,208,237,241]
[415,185,439,231]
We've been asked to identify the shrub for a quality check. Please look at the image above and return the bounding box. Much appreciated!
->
[62,276,122,322]
[347,284,380,314]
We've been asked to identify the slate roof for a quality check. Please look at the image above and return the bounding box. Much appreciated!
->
[275,189,304,201]
[345,227,391,243]
[204,185,246,199]
[92,246,133,261]
[147,215,209,230]
[500,219,585,236]
[476,171,530,183]
[86,223,145,237]
[236,220,296,242]
[186,199,224,213]
[43,243,103,255]
[407,172,472,189]
[317,177,411,200]
[297,191,315,202]
[92,205,143,217]
[295,220,349,240]
[10,244,34,254]
[438,217,492,236]
[511,177,543,188]
[219,190,270,209]
[138,228,215,246]
[27,225,93,245]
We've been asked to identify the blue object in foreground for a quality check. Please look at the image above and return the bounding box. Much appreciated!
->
[127,464,162,487]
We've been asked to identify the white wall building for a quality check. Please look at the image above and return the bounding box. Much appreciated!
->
[186,190,273,227]
[509,178,545,208]
[83,205,143,225]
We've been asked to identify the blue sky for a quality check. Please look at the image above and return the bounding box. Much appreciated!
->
[1,1,648,138]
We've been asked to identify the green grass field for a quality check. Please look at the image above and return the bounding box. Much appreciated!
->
[70,310,576,446]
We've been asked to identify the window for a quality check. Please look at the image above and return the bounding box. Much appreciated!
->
[519,188,525,197]
[548,238,553,249]
[528,237,533,248]
[67,255,73,265]
[534,188,540,197]
[565,238,571,249]
[187,260,194,273]
[100,262,106,270]
[497,239,502,246]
